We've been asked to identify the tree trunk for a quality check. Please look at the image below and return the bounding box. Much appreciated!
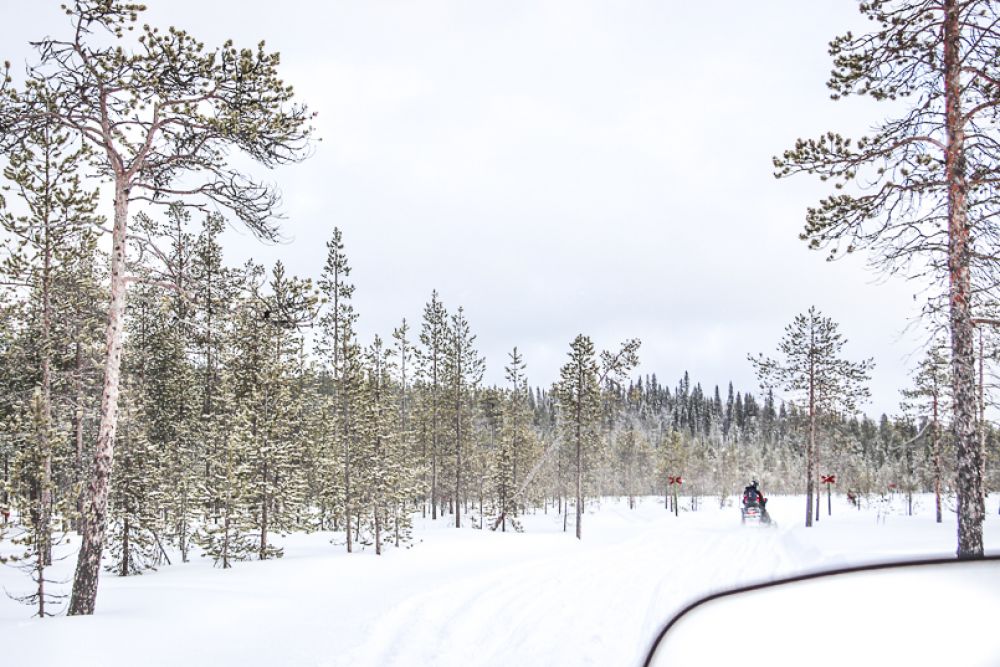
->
[68,182,130,616]
[944,0,983,559]
[431,447,438,521]
[343,378,352,555]
[120,516,130,577]
[431,358,439,521]
[73,341,85,533]
[978,328,987,503]
[806,333,815,528]
[260,461,269,560]
[36,550,46,618]
[934,395,942,524]
[814,444,821,523]
[374,501,382,556]
[222,505,231,569]
[37,215,55,567]
[455,362,463,529]
[575,431,582,540]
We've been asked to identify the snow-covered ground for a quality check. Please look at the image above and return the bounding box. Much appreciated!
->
[2,493,999,666]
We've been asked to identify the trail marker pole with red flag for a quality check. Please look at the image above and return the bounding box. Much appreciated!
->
[668,476,683,517]
[822,475,836,516]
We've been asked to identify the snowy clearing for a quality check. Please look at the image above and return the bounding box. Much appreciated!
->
[2,493,999,666]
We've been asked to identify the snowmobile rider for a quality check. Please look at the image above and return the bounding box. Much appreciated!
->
[742,480,766,510]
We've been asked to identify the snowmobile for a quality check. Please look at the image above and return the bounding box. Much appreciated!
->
[740,499,771,526]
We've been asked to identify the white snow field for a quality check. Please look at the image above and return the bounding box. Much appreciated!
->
[2,493,999,667]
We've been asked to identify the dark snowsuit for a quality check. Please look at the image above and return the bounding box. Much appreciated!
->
[742,485,771,524]
[743,486,765,508]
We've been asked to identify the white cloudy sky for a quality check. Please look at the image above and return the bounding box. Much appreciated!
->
[1,0,931,416]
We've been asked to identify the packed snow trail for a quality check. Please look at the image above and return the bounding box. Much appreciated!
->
[334,500,819,667]
[1,494,996,666]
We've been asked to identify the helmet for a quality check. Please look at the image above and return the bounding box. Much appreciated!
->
[751,480,759,489]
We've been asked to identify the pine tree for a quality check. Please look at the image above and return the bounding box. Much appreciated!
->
[130,205,201,563]
[317,227,360,551]
[475,388,502,530]
[901,341,951,523]
[189,213,240,532]
[105,384,161,577]
[228,262,314,560]
[105,283,174,577]
[1,1,315,614]
[656,430,687,515]
[0,123,100,612]
[4,388,74,616]
[773,0,999,558]
[749,307,873,527]
[196,378,257,568]
[493,347,529,531]
[443,307,484,529]
[390,319,417,545]
[417,291,448,520]
[358,336,395,554]
[556,335,601,540]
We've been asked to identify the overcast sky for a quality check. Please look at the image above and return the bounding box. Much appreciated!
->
[1,0,931,417]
